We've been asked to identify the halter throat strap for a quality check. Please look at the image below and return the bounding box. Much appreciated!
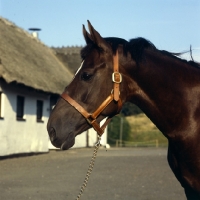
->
[61,50,122,136]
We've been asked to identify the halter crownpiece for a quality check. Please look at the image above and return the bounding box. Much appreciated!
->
[112,50,122,101]
[61,50,122,136]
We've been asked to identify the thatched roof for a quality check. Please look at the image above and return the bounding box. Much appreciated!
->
[0,17,73,94]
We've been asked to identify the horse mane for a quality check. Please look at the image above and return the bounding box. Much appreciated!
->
[81,37,200,68]
[160,50,200,68]
[127,37,157,63]
[127,38,200,68]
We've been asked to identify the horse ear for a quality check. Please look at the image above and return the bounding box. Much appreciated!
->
[87,20,109,51]
[82,24,93,44]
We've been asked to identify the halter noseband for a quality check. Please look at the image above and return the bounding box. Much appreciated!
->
[61,50,122,136]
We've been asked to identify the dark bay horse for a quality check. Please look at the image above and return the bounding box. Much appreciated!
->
[47,21,200,199]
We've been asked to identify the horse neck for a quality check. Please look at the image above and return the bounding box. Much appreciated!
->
[125,50,200,136]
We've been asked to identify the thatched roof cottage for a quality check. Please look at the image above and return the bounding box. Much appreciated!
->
[0,17,73,156]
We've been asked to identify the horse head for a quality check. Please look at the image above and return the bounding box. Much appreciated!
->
[47,21,134,150]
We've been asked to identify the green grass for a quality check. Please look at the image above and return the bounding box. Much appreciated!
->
[125,114,168,146]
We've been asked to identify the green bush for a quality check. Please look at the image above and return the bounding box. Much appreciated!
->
[121,102,142,116]
[107,114,131,145]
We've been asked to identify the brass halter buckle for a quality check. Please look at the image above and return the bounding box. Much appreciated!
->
[112,72,122,83]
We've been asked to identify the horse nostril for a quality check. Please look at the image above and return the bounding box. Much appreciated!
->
[49,127,57,142]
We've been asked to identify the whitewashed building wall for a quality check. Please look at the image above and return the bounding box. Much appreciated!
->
[73,126,108,148]
[0,82,49,156]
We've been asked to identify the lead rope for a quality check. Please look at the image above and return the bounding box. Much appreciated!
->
[76,135,101,200]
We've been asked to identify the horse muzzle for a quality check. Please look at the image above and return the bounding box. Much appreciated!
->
[48,127,62,148]
[48,127,75,150]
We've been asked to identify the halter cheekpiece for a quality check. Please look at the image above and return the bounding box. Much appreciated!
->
[61,50,122,136]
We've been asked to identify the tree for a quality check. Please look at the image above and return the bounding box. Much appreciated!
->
[121,102,143,116]
[107,114,131,145]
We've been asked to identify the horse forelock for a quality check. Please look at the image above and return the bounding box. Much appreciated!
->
[80,37,128,60]
[81,43,95,60]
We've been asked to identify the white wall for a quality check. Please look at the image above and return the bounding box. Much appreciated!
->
[0,82,49,156]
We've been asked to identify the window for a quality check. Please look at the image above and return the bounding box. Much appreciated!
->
[37,100,43,122]
[16,95,25,121]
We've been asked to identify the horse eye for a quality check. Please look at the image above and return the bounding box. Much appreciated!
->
[81,72,93,81]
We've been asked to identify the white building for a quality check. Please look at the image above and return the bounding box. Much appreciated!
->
[0,17,108,156]
[0,81,50,155]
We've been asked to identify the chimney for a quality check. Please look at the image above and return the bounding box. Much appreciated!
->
[28,28,41,39]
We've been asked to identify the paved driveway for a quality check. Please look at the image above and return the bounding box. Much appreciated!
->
[0,148,186,200]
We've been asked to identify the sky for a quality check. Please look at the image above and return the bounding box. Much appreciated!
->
[0,0,200,61]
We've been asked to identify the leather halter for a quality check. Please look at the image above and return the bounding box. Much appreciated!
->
[61,50,122,136]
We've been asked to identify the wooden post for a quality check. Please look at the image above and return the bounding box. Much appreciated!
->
[156,139,158,148]
[116,140,119,147]
[86,130,89,147]
[119,117,123,147]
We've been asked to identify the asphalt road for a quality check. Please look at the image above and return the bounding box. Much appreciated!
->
[0,147,186,200]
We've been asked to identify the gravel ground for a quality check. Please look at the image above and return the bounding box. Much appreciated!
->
[0,147,186,200]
